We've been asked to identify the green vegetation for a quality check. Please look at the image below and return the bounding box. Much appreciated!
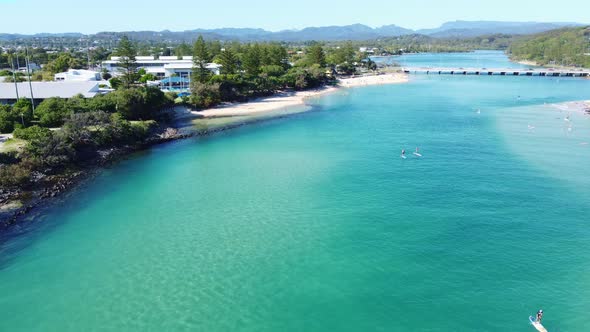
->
[0,87,173,134]
[13,126,51,141]
[186,39,356,108]
[0,51,173,189]
[319,34,515,54]
[509,27,590,68]
[0,112,159,189]
[0,45,111,83]
[193,36,212,83]
[45,53,84,74]
[116,36,140,88]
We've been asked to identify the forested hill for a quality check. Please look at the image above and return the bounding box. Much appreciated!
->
[0,21,584,43]
[508,26,590,68]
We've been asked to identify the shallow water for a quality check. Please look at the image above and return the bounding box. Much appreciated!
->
[378,50,532,69]
[1,52,590,331]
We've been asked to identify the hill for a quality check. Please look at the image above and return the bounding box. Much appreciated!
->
[508,26,590,68]
[0,21,585,43]
[418,21,583,37]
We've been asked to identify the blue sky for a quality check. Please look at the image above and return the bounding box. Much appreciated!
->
[0,0,588,34]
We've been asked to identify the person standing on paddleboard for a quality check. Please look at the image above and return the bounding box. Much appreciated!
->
[536,309,543,323]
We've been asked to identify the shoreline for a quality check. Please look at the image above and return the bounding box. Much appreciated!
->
[549,100,590,114]
[193,73,409,118]
[512,58,590,72]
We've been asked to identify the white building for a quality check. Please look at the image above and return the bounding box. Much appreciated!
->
[102,56,221,80]
[17,63,41,72]
[0,81,104,104]
[359,47,376,54]
[54,69,102,82]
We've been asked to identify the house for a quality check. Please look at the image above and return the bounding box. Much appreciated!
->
[0,81,104,104]
[359,47,376,54]
[102,56,221,80]
[54,69,102,82]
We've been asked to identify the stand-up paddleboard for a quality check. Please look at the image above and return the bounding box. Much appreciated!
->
[413,148,422,157]
[529,316,548,332]
[401,155,407,159]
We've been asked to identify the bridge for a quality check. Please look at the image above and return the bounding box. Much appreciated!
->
[403,67,590,77]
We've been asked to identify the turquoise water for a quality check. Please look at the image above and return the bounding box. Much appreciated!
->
[381,50,532,69]
[1,53,590,331]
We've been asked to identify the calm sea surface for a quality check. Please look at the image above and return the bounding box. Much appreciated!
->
[1,51,590,331]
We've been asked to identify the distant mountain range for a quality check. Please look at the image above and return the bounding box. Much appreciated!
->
[0,21,586,42]
[415,21,586,38]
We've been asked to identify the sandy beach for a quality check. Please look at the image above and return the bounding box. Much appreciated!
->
[338,73,409,88]
[514,59,590,72]
[193,73,408,118]
[195,86,339,118]
[551,100,590,114]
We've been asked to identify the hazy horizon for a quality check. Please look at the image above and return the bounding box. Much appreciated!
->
[0,0,589,34]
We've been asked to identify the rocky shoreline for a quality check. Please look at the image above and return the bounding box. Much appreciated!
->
[0,120,204,229]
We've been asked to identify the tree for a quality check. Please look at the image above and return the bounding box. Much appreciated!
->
[115,36,139,88]
[208,40,222,59]
[114,86,171,120]
[193,35,212,83]
[85,93,118,113]
[190,82,221,108]
[266,43,289,69]
[13,125,51,141]
[11,99,34,126]
[306,43,326,67]
[366,59,377,71]
[174,43,192,57]
[0,105,16,133]
[139,73,157,83]
[283,65,327,90]
[328,42,356,65]
[45,53,82,74]
[89,47,111,67]
[35,97,73,127]
[242,44,261,76]
[109,77,123,90]
[260,65,286,78]
[218,49,238,75]
[114,88,145,120]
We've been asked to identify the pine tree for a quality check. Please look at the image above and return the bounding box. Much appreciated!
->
[218,48,238,75]
[307,43,326,68]
[115,36,138,88]
[242,44,261,76]
[267,43,289,69]
[193,36,211,83]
